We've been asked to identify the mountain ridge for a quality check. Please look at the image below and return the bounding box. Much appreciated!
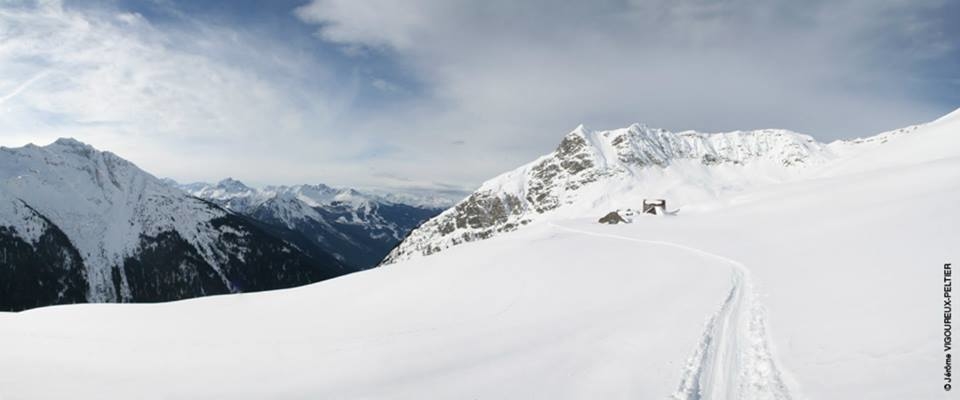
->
[383,114,951,264]
[177,178,445,268]
[0,138,352,310]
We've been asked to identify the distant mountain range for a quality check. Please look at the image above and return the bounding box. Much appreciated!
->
[0,139,449,311]
[173,179,448,268]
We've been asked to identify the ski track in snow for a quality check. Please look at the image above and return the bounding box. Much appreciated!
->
[548,223,793,400]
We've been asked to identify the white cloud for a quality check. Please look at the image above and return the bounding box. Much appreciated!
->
[0,1,955,192]
[370,78,400,92]
[292,0,957,186]
[294,0,432,50]
[0,0,377,187]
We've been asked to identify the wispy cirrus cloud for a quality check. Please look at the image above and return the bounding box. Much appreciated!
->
[0,0,380,186]
[0,0,956,192]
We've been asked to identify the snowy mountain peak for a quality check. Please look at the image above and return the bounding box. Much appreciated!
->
[1,138,149,198]
[45,138,128,165]
[387,110,960,265]
[0,139,351,309]
[302,183,336,192]
[0,139,242,299]
[178,177,267,212]
[569,123,589,135]
[383,123,843,264]
[51,137,92,148]
[216,177,252,191]
[545,124,825,183]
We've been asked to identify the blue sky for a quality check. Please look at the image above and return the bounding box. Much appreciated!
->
[0,0,957,191]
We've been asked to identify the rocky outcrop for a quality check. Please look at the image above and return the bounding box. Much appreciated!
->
[598,212,627,224]
[383,123,836,264]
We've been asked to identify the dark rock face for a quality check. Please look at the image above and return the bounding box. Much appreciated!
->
[452,193,523,230]
[382,191,530,263]
[598,212,627,224]
[433,192,525,248]
[702,154,721,165]
[556,134,594,174]
[527,162,563,213]
[527,133,598,214]
[382,130,604,264]
[0,223,88,312]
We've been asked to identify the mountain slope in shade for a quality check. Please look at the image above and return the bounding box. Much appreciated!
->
[0,192,87,310]
[179,180,443,268]
[383,119,937,264]
[0,139,352,311]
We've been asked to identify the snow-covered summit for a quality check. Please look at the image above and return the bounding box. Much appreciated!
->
[280,184,372,208]
[51,137,92,148]
[0,138,348,309]
[216,177,254,192]
[178,178,270,212]
[383,115,952,264]
[0,138,221,300]
[561,123,823,170]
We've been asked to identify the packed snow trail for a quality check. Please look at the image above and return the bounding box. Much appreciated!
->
[548,223,793,400]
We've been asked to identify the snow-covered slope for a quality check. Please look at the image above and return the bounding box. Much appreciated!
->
[0,139,351,310]
[384,118,936,263]
[1,109,956,399]
[384,124,839,263]
[179,180,443,268]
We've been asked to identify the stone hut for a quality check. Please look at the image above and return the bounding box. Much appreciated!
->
[642,199,666,215]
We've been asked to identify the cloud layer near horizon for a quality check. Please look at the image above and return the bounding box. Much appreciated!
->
[1,0,957,190]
